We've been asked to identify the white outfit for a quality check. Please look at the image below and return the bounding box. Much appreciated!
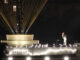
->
[63,36,67,46]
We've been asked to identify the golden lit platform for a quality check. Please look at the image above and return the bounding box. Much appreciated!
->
[1,34,39,46]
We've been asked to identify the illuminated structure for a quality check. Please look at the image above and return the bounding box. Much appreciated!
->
[0,0,78,57]
[1,34,39,46]
[0,34,40,56]
[0,34,77,56]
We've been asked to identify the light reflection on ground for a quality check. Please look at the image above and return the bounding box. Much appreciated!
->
[1,55,80,60]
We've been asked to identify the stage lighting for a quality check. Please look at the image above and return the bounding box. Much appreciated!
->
[44,56,50,60]
[26,57,31,60]
[64,56,69,60]
[8,57,13,60]
[13,5,17,12]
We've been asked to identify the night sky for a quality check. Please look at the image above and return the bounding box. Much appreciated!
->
[28,0,80,44]
[1,0,80,57]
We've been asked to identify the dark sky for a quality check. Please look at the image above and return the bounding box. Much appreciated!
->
[27,0,80,44]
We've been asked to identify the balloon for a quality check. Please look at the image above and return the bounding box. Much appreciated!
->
[0,0,47,34]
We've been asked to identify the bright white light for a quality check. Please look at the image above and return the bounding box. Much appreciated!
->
[38,44,41,48]
[8,57,13,60]
[26,57,31,60]
[44,56,50,60]
[40,48,77,55]
[9,48,32,55]
[44,44,48,48]
[9,51,12,55]
[13,5,17,12]
[72,49,77,53]
[69,44,72,47]
[64,56,69,60]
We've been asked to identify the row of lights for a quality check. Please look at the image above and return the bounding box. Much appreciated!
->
[8,57,31,60]
[6,44,49,49]
[9,49,32,55]
[8,48,77,56]
[6,44,77,49]
[8,56,69,60]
